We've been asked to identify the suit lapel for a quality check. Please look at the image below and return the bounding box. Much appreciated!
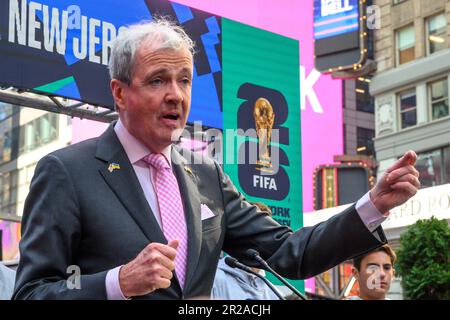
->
[171,148,202,292]
[96,123,166,245]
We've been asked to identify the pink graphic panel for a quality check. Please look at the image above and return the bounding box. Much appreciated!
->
[0,220,21,261]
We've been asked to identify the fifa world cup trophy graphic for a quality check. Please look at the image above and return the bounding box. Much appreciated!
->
[253,98,275,172]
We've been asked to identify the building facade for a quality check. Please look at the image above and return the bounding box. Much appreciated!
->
[370,0,450,184]
[0,104,72,261]
[307,0,450,299]
[369,0,450,297]
[343,77,376,157]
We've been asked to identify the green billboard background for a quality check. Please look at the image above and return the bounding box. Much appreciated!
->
[222,18,303,292]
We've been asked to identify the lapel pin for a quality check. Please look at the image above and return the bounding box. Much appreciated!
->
[108,163,121,173]
[184,166,193,175]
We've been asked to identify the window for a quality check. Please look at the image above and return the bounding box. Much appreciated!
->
[444,147,450,184]
[415,146,450,188]
[429,78,449,120]
[0,169,19,215]
[356,77,374,113]
[356,127,375,155]
[399,89,417,129]
[0,104,15,165]
[26,165,35,184]
[1,131,12,164]
[0,172,11,212]
[18,113,59,154]
[427,14,447,55]
[343,124,347,154]
[25,122,35,152]
[0,104,13,122]
[396,25,415,65]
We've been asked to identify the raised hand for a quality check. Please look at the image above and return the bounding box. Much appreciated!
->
[370,150,420,214]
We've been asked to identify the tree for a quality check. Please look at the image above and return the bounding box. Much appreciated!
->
[396,217,450,300]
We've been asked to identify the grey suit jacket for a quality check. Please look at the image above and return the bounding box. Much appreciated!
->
[13,123,386,299]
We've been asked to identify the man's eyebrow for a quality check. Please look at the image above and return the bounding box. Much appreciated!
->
[143,68,169,81]
[179,67,193,77]
[143,67,192,82]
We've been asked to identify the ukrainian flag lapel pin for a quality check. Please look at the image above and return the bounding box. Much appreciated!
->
[184,166,193,175]
[108,163,121,173]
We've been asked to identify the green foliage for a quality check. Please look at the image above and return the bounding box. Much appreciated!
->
[396,217,450,300]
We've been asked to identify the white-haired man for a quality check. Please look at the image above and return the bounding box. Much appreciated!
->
[13,19,420,300]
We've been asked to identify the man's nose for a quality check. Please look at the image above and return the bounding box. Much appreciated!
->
[166,81,183,104]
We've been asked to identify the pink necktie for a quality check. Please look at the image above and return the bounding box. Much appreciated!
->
[144,153,188,290]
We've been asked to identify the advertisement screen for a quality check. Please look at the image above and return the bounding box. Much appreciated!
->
[313,0,359,40]
[222,18,303,291]
[0,0,222,128]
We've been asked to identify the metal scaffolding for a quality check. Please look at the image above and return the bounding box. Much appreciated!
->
[0,87,118,123]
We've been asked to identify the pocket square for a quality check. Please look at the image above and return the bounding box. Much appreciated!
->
[201,204,215,221]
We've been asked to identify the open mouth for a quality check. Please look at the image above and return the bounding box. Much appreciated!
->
[162,113,180,121]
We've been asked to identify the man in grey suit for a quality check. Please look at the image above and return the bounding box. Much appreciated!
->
[13,19,420,300]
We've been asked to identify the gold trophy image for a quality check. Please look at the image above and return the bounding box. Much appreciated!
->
[253,97,275,173]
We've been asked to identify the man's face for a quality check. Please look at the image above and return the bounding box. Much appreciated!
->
[353,251,394,300]
[112,43,193,152]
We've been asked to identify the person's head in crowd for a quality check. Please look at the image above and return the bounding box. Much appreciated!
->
[351,244,397,300]
[109,18,195,153]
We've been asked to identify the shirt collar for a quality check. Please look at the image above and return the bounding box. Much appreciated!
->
[114,118,172,167]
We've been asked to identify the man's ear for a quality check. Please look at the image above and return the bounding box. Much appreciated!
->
[111,79,127,112]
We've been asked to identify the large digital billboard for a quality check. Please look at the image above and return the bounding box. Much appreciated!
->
[0,0,223,128]
[222,17,303,291]
[313,0,368,73]
[313,0,359,40]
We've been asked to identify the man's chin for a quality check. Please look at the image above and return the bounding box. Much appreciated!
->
[169,127,185,142]
[371,288,388,297]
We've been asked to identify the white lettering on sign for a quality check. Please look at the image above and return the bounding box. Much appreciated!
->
[43,4,68,54]
[253,175,278,190]
[8,0,125,65]
[321,0,353,17]
[300,66,324,114]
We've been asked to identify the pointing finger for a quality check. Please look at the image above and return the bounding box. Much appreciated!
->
[385,150,417,174]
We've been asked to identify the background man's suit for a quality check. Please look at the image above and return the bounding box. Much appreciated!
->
[13,123,386,299]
